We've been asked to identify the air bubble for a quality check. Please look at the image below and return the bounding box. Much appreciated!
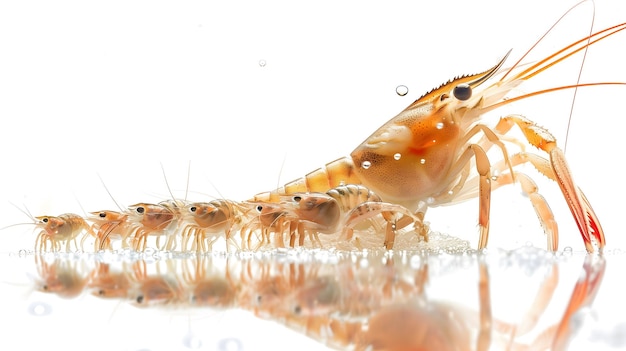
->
[218,338,243,351]
[28,301,52,316]
[426,197,435,204]
[361,161,371,169]
[258,59,266,67]
[18,249,28,257]
[436,122,444,129]
[420,159,426,164]
[395,85,408,96]
[393,153,401,160]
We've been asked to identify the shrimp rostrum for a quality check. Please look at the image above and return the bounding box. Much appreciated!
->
[254,22,626,253]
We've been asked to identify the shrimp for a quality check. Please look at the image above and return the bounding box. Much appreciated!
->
[179,199,248,253]
[88,210,130,251]
[239,202,291,249]
[251,19,626,253]
[125,202,180,251]
[281,184,426,249]
[34,213,94,252]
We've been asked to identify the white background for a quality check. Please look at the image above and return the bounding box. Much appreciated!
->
[0,1,625,350]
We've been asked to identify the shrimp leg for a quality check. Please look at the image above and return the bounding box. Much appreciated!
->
[493,115,605,253]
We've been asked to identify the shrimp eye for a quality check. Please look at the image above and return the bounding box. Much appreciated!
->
[99,212,107,218]
[256,205,263,212]
[293,196,302,202]
[453,83,472,101]
[189,206,197,213]
[42,217,49,223]
[136,207,145,214]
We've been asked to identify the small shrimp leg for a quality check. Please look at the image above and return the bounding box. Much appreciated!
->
[494,115,605,253]
[343,201,427,249]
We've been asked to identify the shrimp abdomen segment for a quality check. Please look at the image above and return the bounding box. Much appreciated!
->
[251,157,360,202]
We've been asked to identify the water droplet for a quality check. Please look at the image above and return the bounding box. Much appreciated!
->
[218,338,243,351]
[28,301,52,316]
[420,159,426,164]
[361,161,371,169]
[258,59,266,67]
[436,122,444,129]
[395,85,408,96]
[426,197,435,204]
[393,153,401,160]
[448,190,454,195]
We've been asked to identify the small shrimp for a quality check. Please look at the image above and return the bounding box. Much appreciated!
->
[180,199,247,252]
[280,184,426,249]
[126,203,179,251]
[34,213,94,252]
[239,202,290,250]
[88,210,130,251]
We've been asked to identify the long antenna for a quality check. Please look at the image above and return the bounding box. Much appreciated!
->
[97,174,124,212]
[564,0,595,154]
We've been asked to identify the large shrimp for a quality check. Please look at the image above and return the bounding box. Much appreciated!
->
[252,18,626,253]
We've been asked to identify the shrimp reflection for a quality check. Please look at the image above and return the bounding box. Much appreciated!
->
[29,248,605,350]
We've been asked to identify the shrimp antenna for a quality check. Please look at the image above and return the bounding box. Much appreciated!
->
[185,161,191,203]
[276,154,288,192]
[97,173,124,212]
[0,202,37,231]
[564,0,596,154]
[160,162,178,203]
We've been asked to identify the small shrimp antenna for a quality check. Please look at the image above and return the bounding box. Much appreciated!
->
[185,161,191,203]
[275,154,288,192]
[97,173,125,212]
[564,0,596,154]
[0,202,38,231]
[160,162,179,204]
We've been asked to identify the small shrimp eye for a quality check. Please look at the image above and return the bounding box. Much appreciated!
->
[136,207,145,214]
[256,205,263,212]
[453,83,472,101]
[99,212,107,218]
[42,217,49,223]
[189,206,197,213]
[293,196,302,202]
